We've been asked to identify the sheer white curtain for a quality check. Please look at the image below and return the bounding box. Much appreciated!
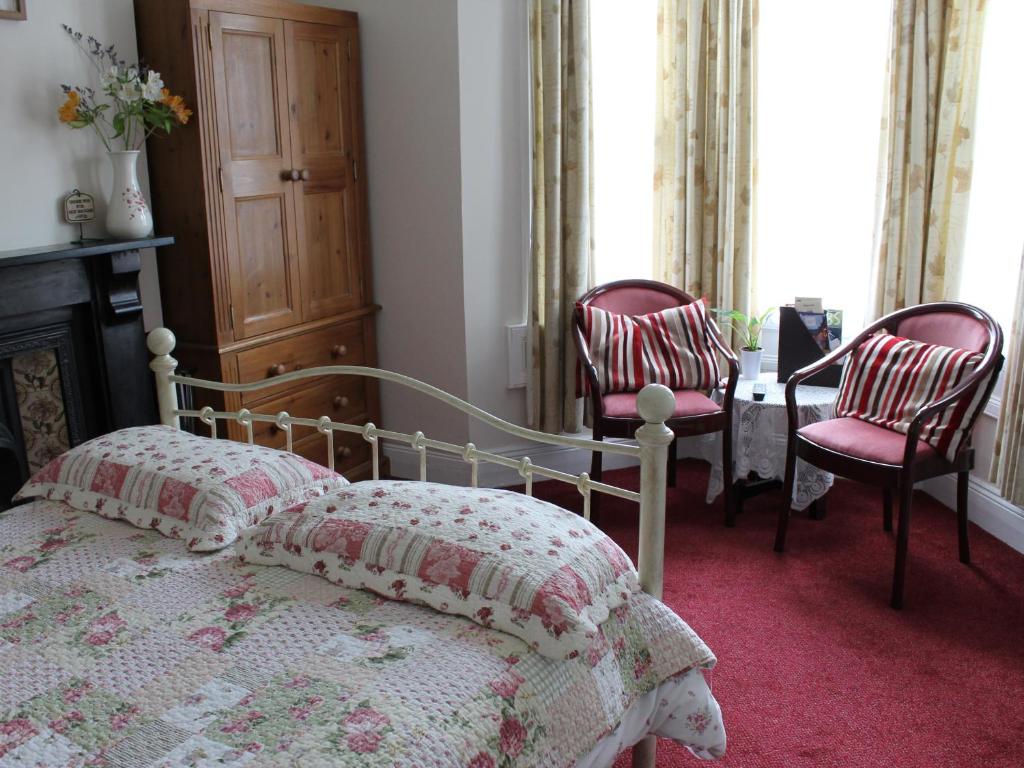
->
[591,1,657,285]
[756,1,890,341]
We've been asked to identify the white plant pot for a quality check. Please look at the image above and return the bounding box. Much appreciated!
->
[740,348,763,380]
[105,150,153,239]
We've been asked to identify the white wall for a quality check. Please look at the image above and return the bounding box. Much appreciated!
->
[310,0,470,446]
[308,0,534,479]
[0,0,161,329]
[457,0,531,450]
[312,0,533,457]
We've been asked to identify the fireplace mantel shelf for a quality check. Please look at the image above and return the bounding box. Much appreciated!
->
[0,236,175,268]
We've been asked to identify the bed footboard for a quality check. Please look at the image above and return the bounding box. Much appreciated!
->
[149,327,673,765]
[146,328,674,601]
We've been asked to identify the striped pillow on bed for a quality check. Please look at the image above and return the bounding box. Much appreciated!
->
[576,300,721,395]
[834,333,993,462]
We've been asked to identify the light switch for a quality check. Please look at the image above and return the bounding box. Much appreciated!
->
[507,324,528,389]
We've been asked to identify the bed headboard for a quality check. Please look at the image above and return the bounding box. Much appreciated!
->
[147,327,676,599]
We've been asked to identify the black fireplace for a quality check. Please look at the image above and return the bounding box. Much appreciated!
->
[0,237,173,507]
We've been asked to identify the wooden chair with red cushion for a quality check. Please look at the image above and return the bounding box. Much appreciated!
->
[774,302,1004,609]
[572,279,740,525]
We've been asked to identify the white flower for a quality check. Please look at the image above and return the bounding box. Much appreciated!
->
[116,79,141,102]
[101,65,120,89]
[142,70,164,102]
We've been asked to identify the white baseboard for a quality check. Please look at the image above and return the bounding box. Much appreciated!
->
[920,475,1024,555]
[384,439,641,488]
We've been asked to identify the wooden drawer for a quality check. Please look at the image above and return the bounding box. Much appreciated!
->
[250,377,367,449]
[291,429,371,478]
[235,321,366,403]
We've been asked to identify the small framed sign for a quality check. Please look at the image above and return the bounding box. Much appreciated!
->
[64,190,95,223]
[63,189,97,243]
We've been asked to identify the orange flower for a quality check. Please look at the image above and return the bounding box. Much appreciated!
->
[58,90,81,123]
[160,88,192,125]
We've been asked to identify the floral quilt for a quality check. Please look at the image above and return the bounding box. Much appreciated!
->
[0,500,722,767]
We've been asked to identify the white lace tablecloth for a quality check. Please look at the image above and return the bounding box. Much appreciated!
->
[677,374,838,511]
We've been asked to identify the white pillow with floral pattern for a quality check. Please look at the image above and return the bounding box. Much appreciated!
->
[236,480,640,660]
[16,425,347,551]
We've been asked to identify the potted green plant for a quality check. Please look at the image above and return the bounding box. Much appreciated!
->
[713,307,776,380]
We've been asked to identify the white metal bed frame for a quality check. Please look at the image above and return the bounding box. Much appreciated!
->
[147,327,677,767]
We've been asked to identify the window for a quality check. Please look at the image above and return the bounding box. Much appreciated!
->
[592,1,889,336]
[591,0,658,285]
[756,1,890,341]
[959,0,1024,337]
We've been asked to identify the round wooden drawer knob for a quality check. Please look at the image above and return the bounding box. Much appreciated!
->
[331,344,348,358]
[333,396,349,409]
[268,363,286,376]
[337,446,353,459]
[300,169,310,181]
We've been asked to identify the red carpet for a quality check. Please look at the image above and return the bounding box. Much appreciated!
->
[530,461,1024,768]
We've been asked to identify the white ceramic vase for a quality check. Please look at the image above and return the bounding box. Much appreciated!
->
[740,348,763,380]
[106,150,153,239]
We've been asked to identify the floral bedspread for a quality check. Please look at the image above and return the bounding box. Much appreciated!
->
[0,501,721,767]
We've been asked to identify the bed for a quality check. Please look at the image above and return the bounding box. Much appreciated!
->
[0,328,726,766]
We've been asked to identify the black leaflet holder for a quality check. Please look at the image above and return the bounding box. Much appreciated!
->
[777,306,843,387]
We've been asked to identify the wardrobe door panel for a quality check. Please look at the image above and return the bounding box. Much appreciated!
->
[286,21,363,321]
[222,32,281,158]
[234,195,293,326]
[210,11,302,339]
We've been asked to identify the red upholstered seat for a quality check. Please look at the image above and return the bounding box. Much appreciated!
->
[602,390,722,419]
[799,417,938,466]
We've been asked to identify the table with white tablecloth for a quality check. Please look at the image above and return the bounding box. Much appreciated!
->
[678,373,839,512]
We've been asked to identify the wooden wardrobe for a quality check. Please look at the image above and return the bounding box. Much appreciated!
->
[135,0,380,478]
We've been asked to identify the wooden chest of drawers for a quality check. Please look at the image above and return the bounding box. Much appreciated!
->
[182,314,381,480]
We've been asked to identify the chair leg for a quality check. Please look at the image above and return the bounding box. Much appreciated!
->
[957,470,971,565]
[883,488,893,532]
[722,426,735,528]
[774,435,797,552]
[891,477,914,610]
[589,438,603,524]
[667,437,677,488]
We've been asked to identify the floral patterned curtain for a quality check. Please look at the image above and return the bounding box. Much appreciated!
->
[990,247,1024,506]
[652,0,757,326]
[869,0,987,317]
[528,0,594,433]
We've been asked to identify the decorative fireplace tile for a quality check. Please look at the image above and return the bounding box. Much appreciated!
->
[13,349,69,473]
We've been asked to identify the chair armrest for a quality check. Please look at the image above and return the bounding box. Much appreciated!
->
[571,307,605,419]
[707,317,740,410]
[902,352,1005,467]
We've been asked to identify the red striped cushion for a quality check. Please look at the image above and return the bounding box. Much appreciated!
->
[576,300,721,394]
[834,333,993,462]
